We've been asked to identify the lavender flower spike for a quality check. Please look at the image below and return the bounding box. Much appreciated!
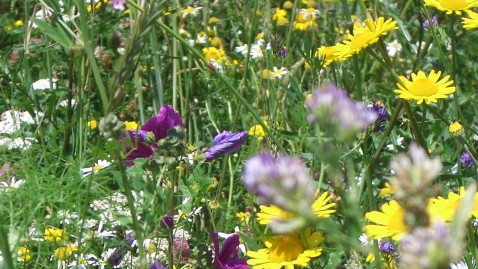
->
[209,231,248,269]
[242,152,316,215]
[204,131,248,161]
[306,83,377,139]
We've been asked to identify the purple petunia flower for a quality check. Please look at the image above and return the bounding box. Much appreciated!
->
[209,231,248,269]
[204,131,248,161]
[123,105,183,166]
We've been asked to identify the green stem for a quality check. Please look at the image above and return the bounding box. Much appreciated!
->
[0,225,15,269]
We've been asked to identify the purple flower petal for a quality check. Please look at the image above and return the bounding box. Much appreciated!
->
[204,131,248,161]
[123,130,155,166]
[141,105,183,142]
[209,231,248,269]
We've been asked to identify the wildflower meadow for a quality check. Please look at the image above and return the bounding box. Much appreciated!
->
[2,0,478,268]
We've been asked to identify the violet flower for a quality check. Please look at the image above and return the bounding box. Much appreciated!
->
[460,152,474,168]
[204,131,248,161]
[368,101,387,132]
[209,231,248,269]
[123,105,183,166]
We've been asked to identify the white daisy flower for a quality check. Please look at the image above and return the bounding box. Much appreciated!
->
[81,159,112,177]
[0,177,25,192]
[386,39,402,57]
[235,44,248,55]
[181,6,202,18]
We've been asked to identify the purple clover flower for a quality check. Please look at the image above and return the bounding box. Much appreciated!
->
[122,105,183,166]
[173,237,190,264]
[209,231,248,269]
[204,131,248,161]
[460,152,474,169]
[306,84,377,139]
[242,152,316,214]
[422,16,437,30]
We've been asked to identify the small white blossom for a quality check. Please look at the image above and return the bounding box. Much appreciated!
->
[386,39,402,57]
[81,159,112,177]
[0,177,25,192]
[235,44,248,55]
[32,78,57,90]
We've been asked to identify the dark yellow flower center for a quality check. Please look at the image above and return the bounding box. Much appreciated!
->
[441,0,467,10]
[409,78,438,97]
[268,236,304,262]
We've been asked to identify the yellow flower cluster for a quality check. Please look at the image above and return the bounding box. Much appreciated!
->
[364,187,478,241]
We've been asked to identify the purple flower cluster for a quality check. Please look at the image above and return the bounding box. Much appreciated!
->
[460,152,474,168]
[306,84,377,139]
[204,131,248,161]
[242,152,316,214]
[422,16,437,30]
[122,105,183,166]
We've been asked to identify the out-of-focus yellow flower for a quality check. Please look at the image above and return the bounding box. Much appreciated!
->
[293,8,319,31]
[202,47,226,63]
[462,10,478,30]
[209,37,223,48]
[53,245,78,260]
[87,120,97,130]
[379,183,394,197]
[17,246,31,262]
[272,8,288,26]
[448,121,464,137]
[236,211,251,223]
[249,121,268,138]
[283,1,294,9]
[124,121,138,131]
[44,227,68,242]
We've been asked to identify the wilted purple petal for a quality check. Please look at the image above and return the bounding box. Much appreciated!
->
[209,231,248,269]
[204,131,248,161]
[141,105,183,142]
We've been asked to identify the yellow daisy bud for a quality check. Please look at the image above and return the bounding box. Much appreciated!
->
[448,121,464,137]
[283,1,294,9]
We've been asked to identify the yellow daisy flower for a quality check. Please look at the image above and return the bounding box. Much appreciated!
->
[257,192,336,225]
[424,0,478,15]
[394,70,456,104]
[462,10,478,30]
[247,228,323,268]
[334,17,397,60]
[293,8,319,31]
[316,45,338,68]
[202,47,226,63]
[272,8,288,26]
[427,187,478,222]
[364,200,408,241]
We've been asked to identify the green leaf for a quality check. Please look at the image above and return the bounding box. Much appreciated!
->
[31,19,73,50]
